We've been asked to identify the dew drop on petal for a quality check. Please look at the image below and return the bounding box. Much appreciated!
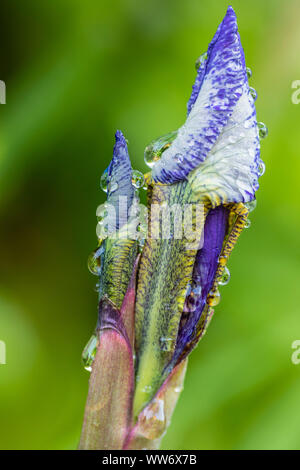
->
[219,266,231,286]
[96,203,108,222]
[249,87,257,101]
[144,131,178,168]
[245,218,251,229]
[82,334,98,372]
[87,245,104,275]
[142,385,153,394]
[258,160,266,177]
[144,398,165,425]
[246,67,252,79]
[245,199,257,212]
[100,169,109,193]
[186,283,192,297]
[195,52,207,70]
[192,285,202,296]
[258,122,268,139]
[132,169,145,189]
[109,181,118,193]
[207,290,221,307]
[138,238,145,253]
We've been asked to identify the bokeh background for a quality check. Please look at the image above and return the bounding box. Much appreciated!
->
[0,0,300,450]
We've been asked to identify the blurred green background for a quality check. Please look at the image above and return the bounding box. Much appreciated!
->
[0,0,300,450]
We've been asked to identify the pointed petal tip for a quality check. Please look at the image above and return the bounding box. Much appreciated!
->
[152,5,253,191]
[115,129,126,144]
[226,5,236,16]
[111,130,130,168]
[114,130,129,155]
[106,129,133,214]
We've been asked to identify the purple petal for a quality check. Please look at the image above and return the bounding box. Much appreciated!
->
[168,206,229,368]
[152,6,261,200]
[106,130,134,229]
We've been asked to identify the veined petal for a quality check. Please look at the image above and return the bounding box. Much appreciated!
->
[152,6,260,203]
[133,182,204,416]
[177,202,250,364]
[168,206,228,370]
[97,131,138,308]
[107,130,134,229]
[188,87,260,205]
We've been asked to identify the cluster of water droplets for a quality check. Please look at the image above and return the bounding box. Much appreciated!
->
[243,197,257,230]
[205,265,230,308]
[204,197,258,313]
[246,68,268,201]
[144,130,178,168]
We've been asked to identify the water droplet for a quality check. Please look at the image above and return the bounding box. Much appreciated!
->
[96,221,108,240]
[183,295,196,313]
[246,67,252,79]
[82,334,98,372]
[207,290,221,307]
[257,122,268,139]
[132,170,145,189]
[192,286,202,296]
[219,266,230,286]
[249,87,257,101]
[87,246,104,275]
[185,283,192,297]
[258,160,266,177]
[195,52,207,70]
[138,238,146,253]
[100,169,109,193]
[160,337,173,352]
[245,218,251,228]
[96,203,108,222]
[108,181,118,193]
[245,199,257,212]
[142,385,153,394]
[151,399,165,422]
[144,130,178,168]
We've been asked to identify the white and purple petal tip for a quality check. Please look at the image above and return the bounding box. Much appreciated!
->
[152,6,262,204]
[105,130,134,228]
